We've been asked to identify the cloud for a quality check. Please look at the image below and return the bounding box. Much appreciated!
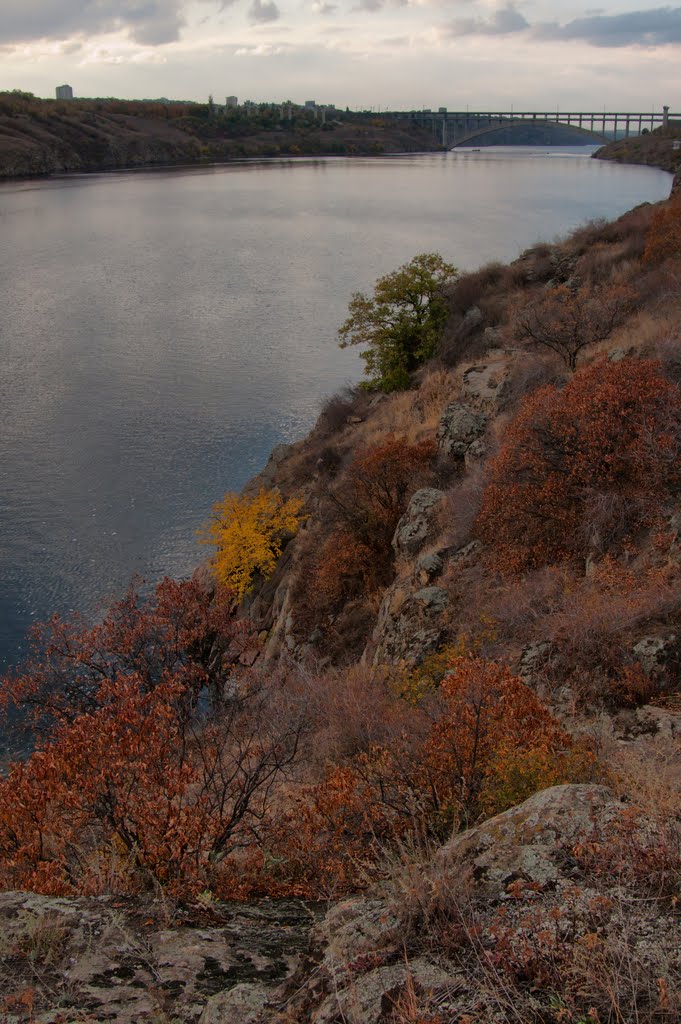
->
[249,0,281,22]
[445,3,529,37]
[0,0,187,46]
[234,42,288,54]
[535,7,681,48]
[80,43,168,65]
[311,1,338,12]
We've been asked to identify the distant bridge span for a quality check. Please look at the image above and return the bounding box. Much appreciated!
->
[408,108,680,148]
[451,118,609,147]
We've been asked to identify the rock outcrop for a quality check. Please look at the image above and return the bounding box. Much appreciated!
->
[435,783,616,890]
[392,488,445,558]
[436,403,487,459]
[0,894,320,1024]
[368,582,450,666]
[274,785,679,1024]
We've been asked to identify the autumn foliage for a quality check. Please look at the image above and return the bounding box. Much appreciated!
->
[476,358,681,573]
[328,435,438,555]
[0,579,304,896]
[200,488,303,599]
[0,604,593,900]
[643,199,681,264]
[299,435,437,629]
[257,657,595,895]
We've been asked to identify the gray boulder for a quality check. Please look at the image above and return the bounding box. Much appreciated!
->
[436,402,487,458]
[392,488,445,558]
[414,551,444,585]
[517,640,553,680]
[0,893,318,1024]
[632,635,679,686]
[436,784,617,891]
[369,582,450,666]
[461,357,511,410]
[199,983,270,1024]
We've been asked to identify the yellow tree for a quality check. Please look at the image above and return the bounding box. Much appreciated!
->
[200,489,304,599]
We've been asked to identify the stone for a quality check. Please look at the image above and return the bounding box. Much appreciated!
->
[632,635,679,686]
[436,403,487,458]
[0,893,319,1024]
[614,704,680,742]
[464,436,488,469]
[517,641,552,680]
[461,355,511,410]
[369,582,450,666]
[414,551,444,585]
[319,898,401,963]
[436,784,617,892]
[392,488,445,558]
[199,982,270,1024]
[313,959,453,1024]
[450,539,483,564]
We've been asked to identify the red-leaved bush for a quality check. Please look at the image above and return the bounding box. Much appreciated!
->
[475,358,681,573]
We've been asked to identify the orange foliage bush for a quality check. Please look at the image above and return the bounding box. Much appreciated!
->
[476,358,681,573]
[307,530,379,609]
[365,656,595,829]
[329,435,437,554]
[1,577,255,740]
[643,200,681,264]
[297,436,437,633]
[258,657,595,897]
[0,581,304,897]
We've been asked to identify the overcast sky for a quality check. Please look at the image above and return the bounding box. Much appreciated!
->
[2,1,680,110]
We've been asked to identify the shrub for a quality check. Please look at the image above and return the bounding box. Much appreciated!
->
[644,200,681,264]
[514,282,637,369]
[328,435,437,555]
[0,577,252,739]
[357,656,596,840]
[0,671,305,897]
[0,580,306,897]
[476,358,681,573]
[200,488,304,598]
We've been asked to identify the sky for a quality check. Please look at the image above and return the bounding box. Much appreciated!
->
[2,1,680,111]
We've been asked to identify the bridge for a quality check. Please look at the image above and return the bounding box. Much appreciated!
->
[410,107,680,148]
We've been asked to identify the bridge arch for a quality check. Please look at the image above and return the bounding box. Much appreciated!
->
[449,119,608,148]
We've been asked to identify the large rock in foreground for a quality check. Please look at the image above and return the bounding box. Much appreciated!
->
[0,894,320,1024]
[276,784,679,1023]
[436,782,617,890]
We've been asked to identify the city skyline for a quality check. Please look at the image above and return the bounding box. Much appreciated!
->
[2,2,681,111]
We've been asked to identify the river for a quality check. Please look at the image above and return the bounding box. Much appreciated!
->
[0,148,673,670]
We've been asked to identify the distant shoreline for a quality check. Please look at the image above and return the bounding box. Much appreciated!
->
[593,124,681,197]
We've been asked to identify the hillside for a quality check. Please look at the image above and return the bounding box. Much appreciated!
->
[0,93,440,179]
[595,119,681,185]
[0,191,680,1022]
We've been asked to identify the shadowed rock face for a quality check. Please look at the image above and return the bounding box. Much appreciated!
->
[0,893,323,1023]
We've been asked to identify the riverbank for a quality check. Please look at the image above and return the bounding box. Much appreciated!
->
[594,119,681,194]
[0,93,441,179]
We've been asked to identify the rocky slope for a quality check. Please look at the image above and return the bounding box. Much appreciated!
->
[594,120,681,193]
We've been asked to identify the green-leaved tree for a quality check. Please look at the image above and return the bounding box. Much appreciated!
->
[338,252,458,392]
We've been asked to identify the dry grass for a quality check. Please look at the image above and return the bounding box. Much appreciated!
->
[362,366,460,445]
